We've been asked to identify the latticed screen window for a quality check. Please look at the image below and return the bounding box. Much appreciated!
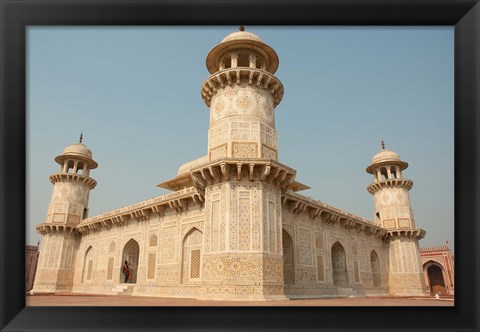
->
[317,255,325,282]
[354,260,360,283]
[106,257,114,280]
[147,253,156,279]
[190,249,201,279]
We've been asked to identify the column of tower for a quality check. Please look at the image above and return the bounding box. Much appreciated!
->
[194,27,292,300]
[32,135,97,293]
[366,142,427,296]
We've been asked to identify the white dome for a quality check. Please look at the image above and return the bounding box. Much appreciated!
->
[366,147,408,174]
[62,143,93,159]
[221,31,262,43]
[372,149,401,164]
[55,142,98,169]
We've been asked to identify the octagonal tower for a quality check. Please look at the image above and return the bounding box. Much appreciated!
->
[202,27,283,161]
[188,28,296,300]
[33,135,98,293]
[366,142,427,296]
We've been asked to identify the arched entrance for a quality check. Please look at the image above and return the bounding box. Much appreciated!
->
[332,242,348,286]
[181,228,203,283]
[282,230,295,285]
[121,239,139,283]
[426,263,447,295]
[370,250,381,287]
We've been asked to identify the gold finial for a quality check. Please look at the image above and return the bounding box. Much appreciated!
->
[381,140,385,150]
[239,25,245,32]
[79,132,83,144]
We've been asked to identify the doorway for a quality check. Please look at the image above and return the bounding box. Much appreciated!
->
[121,239,139,283]
[427,264,447,295]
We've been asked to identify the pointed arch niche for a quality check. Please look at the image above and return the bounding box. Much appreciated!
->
[282,230,295,285]
[331,242,348,287]
[181,228,203,283]
[81,246,94,283]
[370,250,382,287]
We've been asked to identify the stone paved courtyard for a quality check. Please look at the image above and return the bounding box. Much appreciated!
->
[26,294,454,306]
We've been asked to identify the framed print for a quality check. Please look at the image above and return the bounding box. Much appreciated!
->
[1,1,479,331]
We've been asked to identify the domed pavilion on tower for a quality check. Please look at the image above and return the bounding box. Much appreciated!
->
[32,28,428,300]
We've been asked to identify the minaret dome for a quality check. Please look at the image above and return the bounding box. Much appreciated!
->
[54,139,98,177]
[205,28,279,75]
[366,145,408,182]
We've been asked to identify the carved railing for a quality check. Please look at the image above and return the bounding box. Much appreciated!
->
[281,191,389,239]
[367,178,413,194]
[201,67,284,107]
[76,186,203,235]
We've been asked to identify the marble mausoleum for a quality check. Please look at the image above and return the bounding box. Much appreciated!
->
[32,28,428,300]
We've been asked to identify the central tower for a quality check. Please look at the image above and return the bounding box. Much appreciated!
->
[192,28,294,300]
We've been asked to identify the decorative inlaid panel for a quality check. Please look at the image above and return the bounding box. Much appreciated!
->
[232,142,257,158]
[297,228,313,266]
[64,242,73,269]
[161,226,177,263]
[384,219,396,228]
[209,144,227,161]
[48,241,58,268]
[389,273,426,295]
[231,122,258,141]
[315,232,324,250]
[211,200,220,251]
[397,207,412,218]
[262,144,277,160]
[260,124,278,149]
[209,85,275,126]
[67,214,80,224]
[398,218,410,228]
[263,184,280,254]
[202,254,283,282]
[295,266,317,283]
[208,123,228,148]
[53,213,65,223]
[354,260,360,283]
[157,264,180,284]
[268,200,276,252]
[239,191,251,250]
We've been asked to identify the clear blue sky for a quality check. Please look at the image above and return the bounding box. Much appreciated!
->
[27,26,454,252]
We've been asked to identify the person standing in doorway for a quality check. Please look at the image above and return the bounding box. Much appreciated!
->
[123,261,130,283]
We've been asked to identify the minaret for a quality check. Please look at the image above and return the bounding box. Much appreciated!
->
[366,142,427,296]
[32,135,98,293]
[202,26,283,161]
[189,27,295,300]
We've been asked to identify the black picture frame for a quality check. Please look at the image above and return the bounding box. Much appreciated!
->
[1,1,478,331]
